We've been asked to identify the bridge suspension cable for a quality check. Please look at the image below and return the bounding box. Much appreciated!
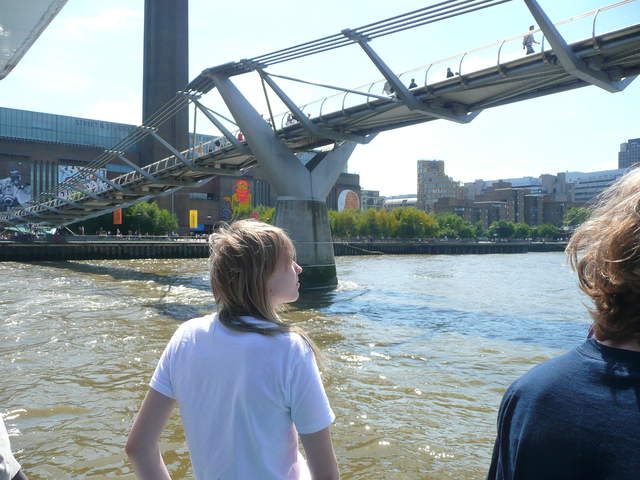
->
[248,0,512,67]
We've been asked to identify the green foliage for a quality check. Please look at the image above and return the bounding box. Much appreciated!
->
[471,221,485,238]
[534,223,560,239]
[488,220,515,239]
[357,208,380,237]
[395,208,437,238]
[75,201,178,235]
[326,208,563,241]
[435,213,467,238]
[564,207,591,227]
[512,223,532,239]
[125,202,178,234]
[252,205,275,224]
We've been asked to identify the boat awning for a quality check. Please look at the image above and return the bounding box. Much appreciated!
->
[0,0,68,80]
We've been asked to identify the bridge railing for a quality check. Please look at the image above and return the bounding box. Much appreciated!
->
[167,0,640,157]
[241,0,638,128]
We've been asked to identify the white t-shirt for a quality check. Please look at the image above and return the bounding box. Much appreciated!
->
[0,416,20,480]
[150,314,335,480]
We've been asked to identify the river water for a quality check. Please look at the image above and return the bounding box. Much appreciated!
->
[1,252,590,479]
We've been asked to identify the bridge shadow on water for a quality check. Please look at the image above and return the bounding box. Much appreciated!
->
[29,261,215,322]
[29,260,210,291]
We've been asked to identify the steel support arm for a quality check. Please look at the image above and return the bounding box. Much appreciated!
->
[140,127,192,168]
[259,70,369,143]
[182,95,251,154]
[523,0,635,92]
[342,29,479,123]
[205,71,310,198]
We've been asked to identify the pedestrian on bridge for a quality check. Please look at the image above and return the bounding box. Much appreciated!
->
[487,168,640,480]
[408,78,417,89]
[523,25,539,55]
[126,220,339,480]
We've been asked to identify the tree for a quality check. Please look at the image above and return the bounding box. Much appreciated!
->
[436,213,467,238]
[564,207,591,227]
[488,220,515,239]
[535,223,560,239]
[471,221,485,238]
[513,223,532,239]
[253,205,275,224]
[395,208,437,238]
[357,208,379,237]
[75,201,178,235]
[332,209,358,238]
[126,202,178,234]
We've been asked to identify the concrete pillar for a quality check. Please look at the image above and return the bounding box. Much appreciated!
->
[206,72,359,290]
[274,199,337,289]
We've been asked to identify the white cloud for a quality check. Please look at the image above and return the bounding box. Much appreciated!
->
[86,100,141,125]
[59,8,143,35]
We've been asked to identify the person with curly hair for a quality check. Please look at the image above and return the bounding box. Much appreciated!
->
[487,168,640,480]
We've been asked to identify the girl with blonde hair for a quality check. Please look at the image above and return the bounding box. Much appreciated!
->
[126,220,338,479]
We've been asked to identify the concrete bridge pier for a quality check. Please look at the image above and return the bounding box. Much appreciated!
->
[205,69,358,290]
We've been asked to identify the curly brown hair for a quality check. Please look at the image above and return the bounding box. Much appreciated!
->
[566,168,640,345]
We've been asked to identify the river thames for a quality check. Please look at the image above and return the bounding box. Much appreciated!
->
[1,252,590,479]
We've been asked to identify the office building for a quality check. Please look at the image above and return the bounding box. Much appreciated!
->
[618,138,640,169]
[360,190,385,210]
[417,159,463,211]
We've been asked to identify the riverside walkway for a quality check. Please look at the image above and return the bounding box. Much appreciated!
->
[0,237,566,262]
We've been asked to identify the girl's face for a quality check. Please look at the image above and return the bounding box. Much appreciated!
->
[267,249,302,306]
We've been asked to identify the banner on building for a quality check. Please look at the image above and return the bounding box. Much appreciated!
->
[337,189,360,211]
[113,208,122,225]
[58,165,108,197]
[189,209,198,229]
[0,163,31,212]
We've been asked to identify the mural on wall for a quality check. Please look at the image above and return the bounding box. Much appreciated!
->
[58,165,108,197]
[220,179,253,221]
[0,168,31,212]
[337,189,360,211]
[232,180,252,208]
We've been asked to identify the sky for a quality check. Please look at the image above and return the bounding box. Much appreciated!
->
[1,0,638,196]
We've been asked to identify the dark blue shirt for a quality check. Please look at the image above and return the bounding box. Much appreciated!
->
[487,339,640,480]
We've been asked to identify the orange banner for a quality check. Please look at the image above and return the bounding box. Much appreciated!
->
[113,208,123,225]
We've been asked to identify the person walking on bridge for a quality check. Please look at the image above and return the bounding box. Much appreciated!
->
[126,220,339,480]
[487,168,640,480]
[522,25,539,55]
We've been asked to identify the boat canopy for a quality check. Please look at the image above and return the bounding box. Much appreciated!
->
[0,0,68,80]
